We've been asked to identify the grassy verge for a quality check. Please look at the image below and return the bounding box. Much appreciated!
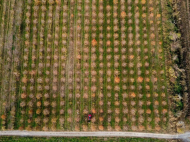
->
[0,137,169,142]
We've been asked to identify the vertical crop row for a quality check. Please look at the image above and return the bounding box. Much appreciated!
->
[127,0,134,131]
[147,0,160,131]
[142,0,152,131]
[64,0,70,130]
[29,2,40,131]
[37,0,46,131]
[81,0,90,131]
[156,0,168,129]
[118,0,123,130]
[20,0,31,130]
[134,0,141,131]
[88,0,92,131]
[129,0,138,131]
[113,0,121,131]
[51,3,60,130]
[59,0,68,130]
[41,0,49,130]
[22,0,30,129]
[66,0,74,130]
[153,0,168,131]
[137,0,146,131]
[36,1,46,131]
[120,0,128,131]
[105,4,113,131]
[89,0,97,131]
[41,0,52,130]
[97,0,104,131]
[74,0,82,131]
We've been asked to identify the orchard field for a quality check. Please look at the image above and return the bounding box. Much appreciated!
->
[0,0,169,132]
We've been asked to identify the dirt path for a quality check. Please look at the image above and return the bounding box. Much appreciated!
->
[0,131,190,141]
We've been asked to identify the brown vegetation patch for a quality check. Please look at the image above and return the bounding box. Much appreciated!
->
[139,125,145,131]
[92,108,96,114]
[115,125,121,131]
[141,0,146,4]
[99,117,103,122]
[92,93,95,98]
[154,77,157,82]
[36,109,41,115]
[27,119,31,124]
[21,93,27,99]
[115,108,120,114]
[98,125,104,131]
[92,39,97,46]
[1,115,6,120]
[113,0,118,4]
[106,40,111,46]
[77,54,81,60]
[157,14,161,18]
[29,109,33,114]
[151,41,156,45]
[100,109,103,113]
[146,94,150,98]
[42,126,48,131]
[161,93,166,97]
[145,77,150,82]
[75,126,80,131]
[155,101,159,105]
[131,92,136,98]
[132,126,137,131]
[115,117,120,123]
[137,76,143,82]
[37,101,41,107]
[121,11,126,18]
[107,126,112,131]
[30,70,36,75]
[22,77,27,83]
[91,125,97,131]
[114,101,119,106]
[55,0,61,5]
[115,77,120,83]
[142,13,146,18]
[162,109,167,114]
[129,55,134,60]
[155,126,161,131]
[150,33,155,39]
[146,109,151,114]
[147,125,152,131]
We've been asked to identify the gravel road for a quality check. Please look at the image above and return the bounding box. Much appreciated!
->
[0,131,190,141]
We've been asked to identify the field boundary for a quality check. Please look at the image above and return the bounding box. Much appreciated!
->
[0,131,190,140]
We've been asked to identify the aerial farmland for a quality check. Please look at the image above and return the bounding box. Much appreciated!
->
[0,0,189,135]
